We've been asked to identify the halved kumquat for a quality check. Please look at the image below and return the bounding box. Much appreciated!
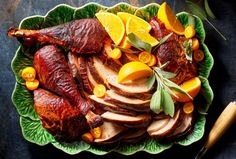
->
[21,67,36,82]
[183,102,194,114]
[138,51,151,63]
[93,84,106,98]
[26,79,39,91]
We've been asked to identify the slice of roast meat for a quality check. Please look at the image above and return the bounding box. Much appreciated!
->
[147,118,170,134]
[77,57,93,94]
[121,128,147,143]
[167,113,193,138]
[104,90,150,112]
[33,45,102,128]
[89,95,136,116]
[148,108,181,137]
[101,111,151,127]
[94,121,127,144]
[149,17,197,84]
[8,19,107,54]
[34,88,89,141]
[90,57,151,94]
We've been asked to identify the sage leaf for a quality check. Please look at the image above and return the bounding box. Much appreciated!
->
[114,45,140,54]
[152,33,173,53]
[186,0,227,40]
[150,90,162,114]
[162,89,175,117]
[183,40,193,62]
[155,68,176,79]
[127,33,152,53]
[163,78,193,100]
[204,0,216,19]
[186,0,207,20]
[147,74,156,90]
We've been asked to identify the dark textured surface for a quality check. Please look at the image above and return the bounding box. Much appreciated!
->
[0,0,236,159]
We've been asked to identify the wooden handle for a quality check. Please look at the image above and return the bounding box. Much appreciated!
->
[204,101,236,150]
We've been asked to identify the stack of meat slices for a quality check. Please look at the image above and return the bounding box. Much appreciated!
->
[68,49,194,144]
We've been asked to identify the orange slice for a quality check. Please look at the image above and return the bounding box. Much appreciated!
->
[158,2,185,35]
[138,51,151,63]
[95,12,125,45]
[21,67,36,82]
[117,12,152,31]
[118,61,152,83]
[93,84,106,98]
[26,79,39,91]
[174,77,201,102]
[126,18,159,46]
[147,54,157,66]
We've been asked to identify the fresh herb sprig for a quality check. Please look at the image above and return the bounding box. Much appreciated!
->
[185,0,227,40]
[127,33,152,53]
[152,33,173,53]
[183,39,193,62]
[148,62,192,117]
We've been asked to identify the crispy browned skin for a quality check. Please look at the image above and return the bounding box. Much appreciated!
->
[33,45,103,128]
[7,19,107,54]
[34,88,89,141]
[149,17,197,84]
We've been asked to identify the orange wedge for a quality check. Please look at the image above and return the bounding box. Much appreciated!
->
[126,18,159,46]
[117,12,152,31]
[158,2,185,35]
[118,61,152,83]
[95,12,125,45]
[174,77,201,102]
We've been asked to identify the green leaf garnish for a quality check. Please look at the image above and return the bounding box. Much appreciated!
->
[127,33,152,53]
[150,90,162,114]
[204,0,216,19]
[146,74,156,90]
[154,68,176,79]
[163,78,193,100]
[186,0,207,20]
[152,33,173,53]
[183,39,193,62]
[186,0,227,40]
[162,89,175,117]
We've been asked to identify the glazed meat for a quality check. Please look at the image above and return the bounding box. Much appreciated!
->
[7,19,107,54]
[34,88,89,141]
[149,17,197,84]
[34,45,102,128]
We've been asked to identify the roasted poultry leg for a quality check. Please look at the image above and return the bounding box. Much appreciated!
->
[34,88,89,141]
[7,19,107,54]
[34,45,103,128]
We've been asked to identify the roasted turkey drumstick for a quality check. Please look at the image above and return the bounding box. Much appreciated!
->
[7,19,107,54]
[34,88,89,141]
[34,45,103,128]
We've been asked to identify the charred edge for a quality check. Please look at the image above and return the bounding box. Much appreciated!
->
[87,57,105,85]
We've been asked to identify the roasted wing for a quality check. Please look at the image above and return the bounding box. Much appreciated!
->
[8,19,107,54]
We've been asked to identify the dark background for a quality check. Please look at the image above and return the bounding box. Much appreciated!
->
[0,0,236,159]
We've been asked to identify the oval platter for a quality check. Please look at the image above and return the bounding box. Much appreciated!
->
[11,2,214,155]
